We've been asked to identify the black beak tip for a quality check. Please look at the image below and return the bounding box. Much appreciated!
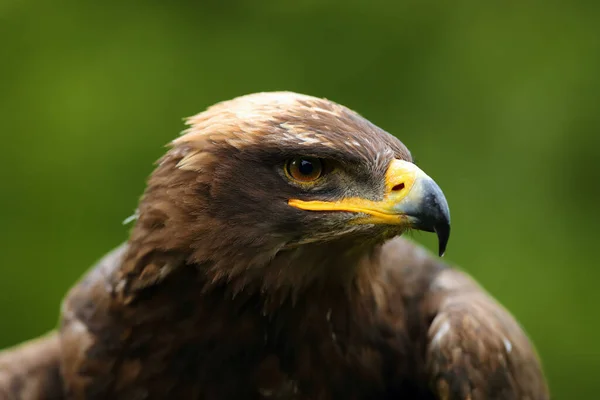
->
[435,223,450,257]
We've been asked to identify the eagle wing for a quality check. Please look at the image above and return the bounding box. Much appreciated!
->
[0,332,64,399]
[0,246,131,400]
[380,238,550,400]
[58,244,130,398]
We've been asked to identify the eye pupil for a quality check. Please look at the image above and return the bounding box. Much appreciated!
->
[298,159,314,175]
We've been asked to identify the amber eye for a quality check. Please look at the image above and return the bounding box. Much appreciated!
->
[285,157,324,183]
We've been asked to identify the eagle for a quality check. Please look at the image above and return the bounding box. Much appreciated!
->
[0,92,549,400]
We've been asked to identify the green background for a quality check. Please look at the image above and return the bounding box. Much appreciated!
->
[1,1,598,397]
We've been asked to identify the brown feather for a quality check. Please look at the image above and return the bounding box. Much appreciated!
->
[0,332,64,399]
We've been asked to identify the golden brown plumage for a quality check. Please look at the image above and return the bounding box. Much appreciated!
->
[0,92,549,399]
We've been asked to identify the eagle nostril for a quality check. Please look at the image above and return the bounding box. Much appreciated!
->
[391,183,405,192]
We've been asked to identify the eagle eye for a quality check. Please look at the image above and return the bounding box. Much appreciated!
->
[285,157,324,183]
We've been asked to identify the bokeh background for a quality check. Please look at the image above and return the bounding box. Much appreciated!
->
[1,1,598,397]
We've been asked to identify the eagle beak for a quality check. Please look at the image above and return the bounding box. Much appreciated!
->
[288,159,451,256]
[385,160,451,257]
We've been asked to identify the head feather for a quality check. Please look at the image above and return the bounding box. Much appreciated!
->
[170,91,411,172]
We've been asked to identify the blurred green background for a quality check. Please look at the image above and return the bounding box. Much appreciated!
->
[1,1,598,397]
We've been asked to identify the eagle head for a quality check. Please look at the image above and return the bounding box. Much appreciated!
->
[129,92,450,290]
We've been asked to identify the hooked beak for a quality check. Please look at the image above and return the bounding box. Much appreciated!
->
[288,159,451,256]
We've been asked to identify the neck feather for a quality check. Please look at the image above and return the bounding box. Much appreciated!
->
[120,225,383,313]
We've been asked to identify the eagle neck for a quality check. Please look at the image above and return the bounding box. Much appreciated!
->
[221,239,385,313]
